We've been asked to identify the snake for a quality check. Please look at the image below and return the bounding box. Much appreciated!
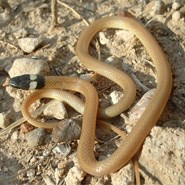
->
[9,15,172,176]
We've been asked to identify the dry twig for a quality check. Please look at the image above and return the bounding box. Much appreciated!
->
[57,0,89,26]
[50,0,58,28]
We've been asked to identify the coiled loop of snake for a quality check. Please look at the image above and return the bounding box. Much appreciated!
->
[10,16,172,176]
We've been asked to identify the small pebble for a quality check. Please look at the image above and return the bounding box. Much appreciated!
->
[65,166,85,184]
[11,130,19,142]
[52,119,81,142]
[106,56,114,65]
[52,144,71,156]
[99,32,109,45]
[172,2,181,10]
[172,11,181,21]
[27,169,36,178]
[30,157,37,164]
[26,128,46,148]
[43,100,68,120]
[18,36,45,53]
[109,90,123,104]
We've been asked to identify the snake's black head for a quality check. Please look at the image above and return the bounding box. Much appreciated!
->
[9,74,45,90]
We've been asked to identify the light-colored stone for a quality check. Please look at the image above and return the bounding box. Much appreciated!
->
[172,11,181,21]
[99,32,109,45]
[109,90,124,104]
[43,100,68,120]
[106,56,114,64]
[26,169,36,178]
[9,57,50,77]
[11,130,19,142]
[65,166,85,185]
[26,128,46,148]
[140,127,185,185]
[30,157,37,164]
[18,36,45,53]
[52,144,71,156]
[172,2,181,10]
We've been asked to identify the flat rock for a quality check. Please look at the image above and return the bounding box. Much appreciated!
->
[140,127,185,185]
[9,57,50,77]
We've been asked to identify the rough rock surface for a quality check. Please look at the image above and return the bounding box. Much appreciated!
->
[9,57,50,77]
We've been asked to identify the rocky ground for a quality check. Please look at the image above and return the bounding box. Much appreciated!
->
[0,0,185,185]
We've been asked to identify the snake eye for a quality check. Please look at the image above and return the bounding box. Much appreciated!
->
[9,74,45,90]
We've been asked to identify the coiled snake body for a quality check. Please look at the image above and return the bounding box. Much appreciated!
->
[10,16,172,176]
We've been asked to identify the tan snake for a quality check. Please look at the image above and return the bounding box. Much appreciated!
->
[9,15,172,176]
